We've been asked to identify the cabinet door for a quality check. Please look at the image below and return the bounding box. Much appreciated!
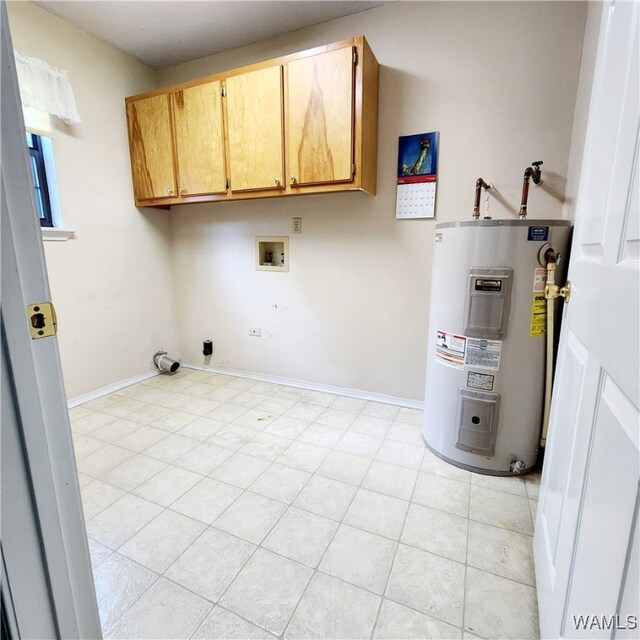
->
[127,94,175,200]
[287,46,355,187]
[173,82,226,196]
[225,66,284,192]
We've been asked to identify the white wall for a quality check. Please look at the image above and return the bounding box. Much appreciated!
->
[160,2,587,400]
[8,2,178,398]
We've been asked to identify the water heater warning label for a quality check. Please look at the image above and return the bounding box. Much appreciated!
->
[464,338,502,371]
[467,371,495,391]
[435,330,466,369]
[530,294,547,337]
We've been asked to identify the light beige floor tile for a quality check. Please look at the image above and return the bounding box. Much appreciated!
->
[176,416,227,441]
[251,381,282,396]
[285,572,380,640]
[344,488,409,540]
[133,464,202,507]
[421,449,471,483]
[373,599,462,639]
[265,416,310,439]
[302,390,338,407]
[207,402,249,423]
[144,433,200,463]
[77,445,135,478]
[127,404,173,427]
[119,509,205,573]
[298,423,344,448]
[193,606,275,640]
[349,414,392,438]
[275,386,308,401]
[469,485,533,535]
[319,524,396,595]
[396,407,423,426]
[335,431,384,459]
[104,577,211,639]
[471,473,527,496]
[464,567,538,639]
[276,441,330,473]
[129,387,168,405]
[362,460,418,500]
[413,473,470,518]
[263,507,338,568]
[87,494,163,550]
[330,396,367,413]
[93,552,157,632]
[209,452,270,489]
[207,387,244,403]
[219,548,312,636]
[529,498,538,525]
[209,424,259,451]
[386,421,424,447]
[402,503,468,563]
[166,528,255,603]
[223,377,259,391]
[69,405,92,421]
[234,409,276,430]
[315,408,358,429]
[256,396,296,415]
[240,432,293,461]
[77,472,94,488]
[362,401,399,421]
[100,455,166,492]
[171,477,242,524]
[71,411,115,435]
[250,463,311,504]
[284,401,325,422]
[174,442,233,475]
[88,538,113,570]
[154,391,196,410]
[386,544,465,627]
[151,409,198,432]
[467,520,535,586]
[230,391,268,409]
[525,472,541,499]
[73,435,108,460]
[89,419,141,444]
[375,440,424,470]
[179,397,222,416]
[293,475,357,520]
[84,394,130,413]
[114,426,169,453]
[213,491,286,544]
[316,450,372,486]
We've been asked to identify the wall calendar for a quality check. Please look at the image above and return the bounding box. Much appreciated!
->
[395,131,439,219]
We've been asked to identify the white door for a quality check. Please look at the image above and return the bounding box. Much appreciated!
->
[534,2,639,638]
[1,5,102,637]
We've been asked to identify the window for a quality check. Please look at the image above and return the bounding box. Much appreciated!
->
[26,132,53,227]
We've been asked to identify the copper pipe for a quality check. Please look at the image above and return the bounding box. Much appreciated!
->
[518,161,543,218]
[473,178,491,219]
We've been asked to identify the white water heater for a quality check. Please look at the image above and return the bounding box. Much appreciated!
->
[423,219,571,475]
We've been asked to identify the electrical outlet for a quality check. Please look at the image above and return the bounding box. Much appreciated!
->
[248,328,262,337]
[292,217,302,234]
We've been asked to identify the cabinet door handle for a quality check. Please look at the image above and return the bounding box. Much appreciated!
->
[290,175,297,184]
[179,187,187,195]
[167,188,174,196]
[275,178,281,186]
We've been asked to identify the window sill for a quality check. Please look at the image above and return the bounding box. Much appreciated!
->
[41,228,75,242]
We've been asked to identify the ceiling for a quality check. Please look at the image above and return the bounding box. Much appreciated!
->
[34,1,386,69]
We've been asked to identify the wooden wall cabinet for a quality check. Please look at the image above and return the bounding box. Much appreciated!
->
[125,36,378,207]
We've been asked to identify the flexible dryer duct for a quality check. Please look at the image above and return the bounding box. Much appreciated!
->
[153,351,180,374]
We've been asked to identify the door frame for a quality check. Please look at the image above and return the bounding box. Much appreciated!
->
[1,4,101,637]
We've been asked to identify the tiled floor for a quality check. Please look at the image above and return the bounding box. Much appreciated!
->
[71,368,541,640]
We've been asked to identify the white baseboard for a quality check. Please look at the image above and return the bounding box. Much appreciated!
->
[67,370,159,408]
[182,362,424,410]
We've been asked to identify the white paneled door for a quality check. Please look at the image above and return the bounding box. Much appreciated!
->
[534,2,639,639]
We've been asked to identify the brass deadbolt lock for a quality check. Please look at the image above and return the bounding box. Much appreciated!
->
[27,302,57,339]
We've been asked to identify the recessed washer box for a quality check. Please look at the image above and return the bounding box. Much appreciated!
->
[255,237,289,272]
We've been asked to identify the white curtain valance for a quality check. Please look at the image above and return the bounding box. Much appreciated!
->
[14,51,81,126]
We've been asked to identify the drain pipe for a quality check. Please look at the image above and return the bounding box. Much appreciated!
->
[518,161,543,219]
[472,178,491,219]
[153,351,180,374]
[540,252,557,448]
